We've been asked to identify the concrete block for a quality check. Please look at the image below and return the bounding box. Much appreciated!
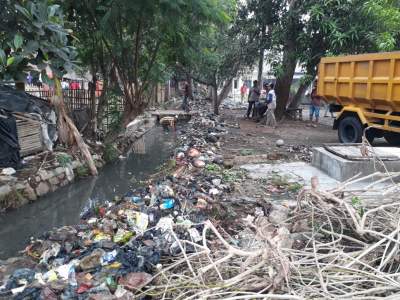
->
[312,147,400,182]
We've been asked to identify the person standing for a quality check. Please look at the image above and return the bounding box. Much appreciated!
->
[246,80,260,119]
[310,82,321,123]
[265,83,277,128]
[240,83,248,103]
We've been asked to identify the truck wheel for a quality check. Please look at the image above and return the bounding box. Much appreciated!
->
[338,116,363,143]
[384,132,400,146]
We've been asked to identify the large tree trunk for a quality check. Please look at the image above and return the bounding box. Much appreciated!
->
[164,81,170,102]
[275,52,297,119]
[274,0,304,119]
[257,48,264,90]
[96,77,108,128]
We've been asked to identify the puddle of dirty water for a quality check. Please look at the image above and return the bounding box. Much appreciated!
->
[0,126,176,259]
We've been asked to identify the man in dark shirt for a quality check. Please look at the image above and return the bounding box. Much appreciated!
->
[246,80,260,119]
[310,82,321,123]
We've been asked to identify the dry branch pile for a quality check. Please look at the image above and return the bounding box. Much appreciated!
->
[134,171,400,299]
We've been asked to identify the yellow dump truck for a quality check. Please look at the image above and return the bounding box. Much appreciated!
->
[317,51,400,145]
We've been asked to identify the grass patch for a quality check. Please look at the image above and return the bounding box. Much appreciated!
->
[205,163,222,173]
[56,153,72,167]
[240,149,256,156]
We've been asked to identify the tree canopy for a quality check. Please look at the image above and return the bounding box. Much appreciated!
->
[1,0,400,121]
[0,1,76,82]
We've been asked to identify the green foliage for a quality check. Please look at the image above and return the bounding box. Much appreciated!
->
[103,144,119,163]
[240,149,256,156]
[75,165,89,178]
[56,153,72,167]
[351,196,365,217]
[288,182,303,193]
[222,169,247,183]
[106,92,123,132]
[0,1,76,81]
[205,163,222,173]
[63,0,233,121]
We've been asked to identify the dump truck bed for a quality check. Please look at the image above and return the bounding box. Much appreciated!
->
[318,52,400,111]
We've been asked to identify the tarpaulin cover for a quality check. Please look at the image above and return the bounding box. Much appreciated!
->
[0,112,21,169]
[0,85,52,117]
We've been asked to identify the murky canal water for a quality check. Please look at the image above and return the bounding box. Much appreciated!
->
[0,127,176,259]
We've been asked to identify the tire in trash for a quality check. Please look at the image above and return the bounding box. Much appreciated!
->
[338,116,363,143]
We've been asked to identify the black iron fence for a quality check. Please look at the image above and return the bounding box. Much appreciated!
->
[25,87,124,133]
[25,82,174,133]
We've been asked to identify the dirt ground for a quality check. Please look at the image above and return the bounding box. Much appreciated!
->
[219,108,338,160]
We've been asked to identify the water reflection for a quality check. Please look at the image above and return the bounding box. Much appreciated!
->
[0,127,175,259]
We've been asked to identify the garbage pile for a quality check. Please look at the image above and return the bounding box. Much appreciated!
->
[136,172,400,299]
[221,97,247,110]
[0,107,233,299]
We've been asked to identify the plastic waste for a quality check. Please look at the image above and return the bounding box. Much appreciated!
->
[40,242,61,264]
[101,249,118,266]
[160,198,175,209]
[113,229,133,244]
[79,249,105,271]
[43,270,58,282]
[106,276,118,293]
[135,212,149,232]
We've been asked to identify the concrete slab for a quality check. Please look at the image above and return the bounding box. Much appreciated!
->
[241,162,339,190]
[151,110,196,121]
[241,162,400,206]
[312,146,400,181]
[324,145,400,160]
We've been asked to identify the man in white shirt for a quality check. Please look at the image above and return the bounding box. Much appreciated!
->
[265,83,277,128]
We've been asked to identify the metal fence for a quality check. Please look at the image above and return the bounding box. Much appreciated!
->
[25,82,174,133]
[25,86,124,132]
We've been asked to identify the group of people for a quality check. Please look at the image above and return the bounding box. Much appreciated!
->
[243,80,277,128]
[241,79,333,126]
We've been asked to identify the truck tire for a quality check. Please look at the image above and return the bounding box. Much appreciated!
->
[338,116,363,143]
[384,132,400,146]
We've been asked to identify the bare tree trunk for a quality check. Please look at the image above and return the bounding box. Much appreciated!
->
[15,82,25,91]
[96,77,108,127]
[212,84,219,115]
[288,80,309,109]
[217,79,233,106]
[164,81,170,102]
[257,48,264,90]
[186,73,193,99]
[207,86,213,100]
[52,79,98,176]
[89,72,97,138]
[275,52,297,119]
